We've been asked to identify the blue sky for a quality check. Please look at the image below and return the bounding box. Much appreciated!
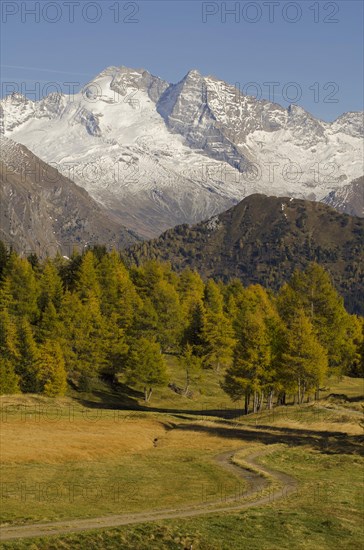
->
[1,0,363,121]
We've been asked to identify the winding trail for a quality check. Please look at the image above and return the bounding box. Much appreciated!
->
[0,447,297,542]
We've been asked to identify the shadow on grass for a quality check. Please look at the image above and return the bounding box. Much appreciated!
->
[71,379,247,418]
[172,422,364,456]
[69,379,143,411]
[69,381,364,457]
[327,393,364,403]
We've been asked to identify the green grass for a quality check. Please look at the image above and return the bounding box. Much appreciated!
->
[2,445,363,550]
[70,358,364,419]
[0,447,246,526]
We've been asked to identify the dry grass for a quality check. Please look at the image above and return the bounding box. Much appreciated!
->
[0,414,167,464]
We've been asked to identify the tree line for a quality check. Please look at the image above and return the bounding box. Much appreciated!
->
[0,242,362,410]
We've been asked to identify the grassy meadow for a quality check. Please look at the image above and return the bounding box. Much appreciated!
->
[0,363,363,549]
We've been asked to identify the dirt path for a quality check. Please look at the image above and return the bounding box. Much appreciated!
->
[0,447,297,542]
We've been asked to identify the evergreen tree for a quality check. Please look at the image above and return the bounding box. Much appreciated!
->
[182,300,206,355]
[58,249,82,291]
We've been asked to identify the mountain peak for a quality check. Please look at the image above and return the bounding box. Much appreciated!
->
[3,92,30,104]
[184,68,202,79]
[1,64,363,240]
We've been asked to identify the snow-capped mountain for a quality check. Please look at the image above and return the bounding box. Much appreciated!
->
[323,176,364,217]
[1,66,363,237]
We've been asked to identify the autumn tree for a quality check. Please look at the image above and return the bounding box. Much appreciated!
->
[202,309,236,373]
[280,263,356,372]
[0,301,20,394]
[3,254,39,321]
[59,291,106,385]
[16,318,39,393]
[36,340,67,396]
[179,344,202,395]
[38,259,64,311]
[281,310,328,403]
[0,358,20,394]
[126,338,167,402]
[223,311,271,414]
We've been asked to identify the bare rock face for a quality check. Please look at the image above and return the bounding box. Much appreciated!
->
[323,176,364,217]
[0,137,140,257]
[1,65,363,237]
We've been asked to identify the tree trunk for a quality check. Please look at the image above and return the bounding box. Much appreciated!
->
[253,391,259,414]
[184,368,190,395]
[244,392,250,415]
[301,382,306,404]
[258,392,264,412]
[144,387,153,402]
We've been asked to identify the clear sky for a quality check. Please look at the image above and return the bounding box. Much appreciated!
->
[1,0,363,121]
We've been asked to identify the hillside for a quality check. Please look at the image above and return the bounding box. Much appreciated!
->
[0,137,140,256]
[126,194,364,314]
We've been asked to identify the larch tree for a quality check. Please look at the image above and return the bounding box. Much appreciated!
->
[179,343,202,395]
[38,260,64,312]
[16,318,40,393]
[4,254,39,321]
[222,310,271,414]
[97,251,140,331]
[0,306,20,394]
[126,337,168,402]
[285,263,355,372]
[281,309,328,403]
[36,340,67,397]
[202,309,236,373]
